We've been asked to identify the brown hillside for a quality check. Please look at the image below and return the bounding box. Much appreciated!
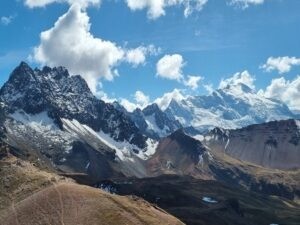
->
[0,154,184,225]
[0,182,184,225]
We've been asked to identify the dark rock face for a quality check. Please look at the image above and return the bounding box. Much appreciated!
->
[0,62,146,148]
[0,102,6,137]
[130,108,149,132]
[167,129,205,157]
[208,163,299,200]
[113,101,182,139]
[204,119,300,169]
[128,103,182,139]
[142,103,182,131]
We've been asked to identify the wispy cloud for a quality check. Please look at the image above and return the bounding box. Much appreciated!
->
[228,0,265,9]
[1,15,16,26]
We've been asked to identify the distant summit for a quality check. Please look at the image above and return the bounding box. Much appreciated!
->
[162,82,295,132]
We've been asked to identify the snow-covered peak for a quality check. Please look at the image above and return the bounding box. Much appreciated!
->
[124,102,182,139]
[219,82,255,95]
[154,88,186,111]
[0,63,147,149]
[164,83,295,132]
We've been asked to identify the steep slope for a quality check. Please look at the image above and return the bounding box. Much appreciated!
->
[0,62,157,180]
[0,62,146,148]
[164,83,295,132]
[147,129,212,178]
[145,130,300,200]
[115,102,182,139]
[204,119,300,169]
[0,154,184,225]
[0,102,6,139]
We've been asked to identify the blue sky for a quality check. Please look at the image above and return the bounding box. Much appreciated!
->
[1,0,300,110]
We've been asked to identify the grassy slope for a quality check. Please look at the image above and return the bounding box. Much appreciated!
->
[0,155,184,225]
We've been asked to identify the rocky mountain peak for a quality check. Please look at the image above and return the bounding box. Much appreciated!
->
[40,65,70,80]
[0,63,147,149]
[208,127,228,137]
[16,61,33,74]
[142,103,161,115]
[6,61,35,90]
[169,129,204,152]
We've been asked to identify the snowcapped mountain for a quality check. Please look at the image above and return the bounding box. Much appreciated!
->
[0,62,146,148]
[0,62,158,179]
[114,102,182,139]
[0,62,299,202]
[164,83,295,132]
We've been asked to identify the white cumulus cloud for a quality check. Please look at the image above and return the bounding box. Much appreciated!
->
[219,70,255,89]
[156,54,203,90]
[120,90,150,112]
[125,45,161,67]
[33,4,124,93]
[31,3,159,93]
[258,76,300,112]
[135,90,150,107]
[125,0,208,19]
[156,54,185,81]
[261,56,300,74]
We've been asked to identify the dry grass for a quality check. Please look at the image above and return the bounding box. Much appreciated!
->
[0,182,184,225]
[0,155,184,225]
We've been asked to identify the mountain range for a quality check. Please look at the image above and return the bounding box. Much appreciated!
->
[0,62,299,225]
[118,74,296,137]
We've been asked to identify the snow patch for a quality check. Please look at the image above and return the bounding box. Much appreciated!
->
[6,111,74,155]
[198,151,214,166]
[295,120,300,130]
[96,184,116,194]
[166,160,173,169]
[10,111,57,130]
[225,138,230,150]
[85,162,90,170]
[62,118,158,161]
[174,116,186,125]
[202,197,218,203]
[145,114,169,136]
[141,138,158,159]
[193,134,204,141]
[198,154,204,167]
